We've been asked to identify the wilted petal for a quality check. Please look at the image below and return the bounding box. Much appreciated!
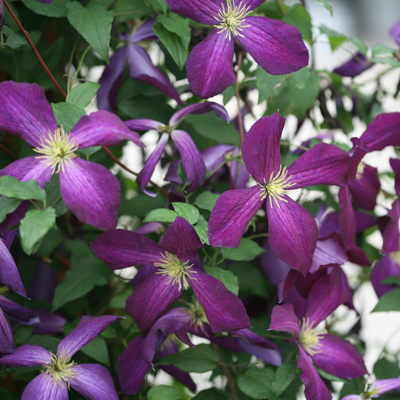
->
[269,304,300,339]
[190,271,250,332]
[267,196,318,274]
[21,373,68,400]
[201,144,235,171]
[69,364,118,400]
[57,315,121,359]
[237,17,308,75]
[186,30,235,98]
[371,255,400,298]
[311,334,367,379]
[242,112,284,184]
[382,200,400,254]
[170,102,230,126]
[166,0,220,25]
[209,186,261,248]
[0,344,51,367]
[60,158,120,230]
[0,81,58,147]
[371,378,400,394]
[333,52,373,77]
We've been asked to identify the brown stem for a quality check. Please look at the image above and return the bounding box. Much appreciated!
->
[3,0,67,99]
[235,52,245,146]
[0,144,18,160]
[213,344,238,400]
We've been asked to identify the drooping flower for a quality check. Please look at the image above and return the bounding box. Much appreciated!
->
[341,378,400,399]
[0,315,121,400]
[0,81,143,230]
[208,112,350,274]
[166,0,309,98]
[91,216,250,333]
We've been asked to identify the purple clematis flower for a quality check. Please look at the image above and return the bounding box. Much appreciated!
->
[97,19,183,112]
[0,81,143,230]
[125,102,229,197]
[390,18,400,46]
[333,52,374,77]
[342,378,400,399]
[0,315,121,400]
[166,0,309,98]
[208,112,350,274]
[91,216,250,333]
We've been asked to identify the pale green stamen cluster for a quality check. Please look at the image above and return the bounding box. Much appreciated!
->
[33,127,78,174]
[44,352,78,388]
[259,165,296,207]
[361,388,379,399]
[183,298,209,333]
[356,162,365,180]
[298,318,324,356]
[155,252,197,291]
[214,0,251,40]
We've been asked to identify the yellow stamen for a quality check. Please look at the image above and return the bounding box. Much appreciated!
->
[356,162,365,180]
[44,351,79,389]
[298,318,324,356]
[182,298,209,334]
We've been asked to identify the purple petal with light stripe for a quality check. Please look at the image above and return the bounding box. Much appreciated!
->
[269,304,300,339]
[92,229,164,270]
[242,112,284,184]
[166,0,220,25]
[125,119,161,131]
[57,315,121,359]
[371,378,400,394]
[267,196,318,274]
[171,129,206,192]
[333,52,373,77]
[131,19,158,42]
[21,373,68,400]
[69,364,119,400]
[60,158,120,230]
[382,200,400,254]
[348,164,380,210]
[341,396,360,400]
[170,102,230,126]
[70,111,143,148]
[240,0,265,11]
[0,344,51,367]
[237,17,309,75]
[0,296,38,324]
[311,334,367,379]
[186,30,235,98]
[201,144,235,171]
[190,271,250,332]
[371,256,400,298]
[310,237,348,273]
[0,81,58,147]
[0,312,14,354]
[339,187,356,251]
[209,186,261,248]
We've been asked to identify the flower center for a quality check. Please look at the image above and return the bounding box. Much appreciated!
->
[214,0,251,40]
[183,298,209,333]
[356,162,365,180]
[154,251,197,291]
[298,318,324,356]
[258,165,296,207]
[44,352,78,388]
[390,250,400,265]
[33,127,78,174]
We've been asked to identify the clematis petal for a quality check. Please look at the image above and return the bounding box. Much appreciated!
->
[169,102,230,127]
[209,186,262,248]
[70,111,143,148]
[126,274,182,332]
[242,112,284,184]
[287,143,350,189]
[91,229,164,270]
[348,138,367,182]
[125,119,161,131]
[240,0,265,11]
[338,187,356,251]
[333,52,374,77]
[269,304,300,339]
[131,19,158,42]
[278,269,300,303]
[311,334,367,379]
[69,364,119,400]
[370,255,400,298]
[340,396,360,400]
[190,271,250,332]
[57,315,121,359]
[382,200,400,254]
[33,309,66,335]
[97,46,128,112]
[0,296,38,324]
[137,132,168,197]
[390,19,400,45]
[171,130,206,192]
[60,158,120,230]
[21,373,68,400]
[371,378,400,394]
[237,17,308,75]
[160,365,197,393]
[0,81,58,147]
[166,0,220,25]
[186,30,236,98]
[128,44,183,105]
[310,237,348,273]
[202,144,235,171]
[0,311,14,355]
[0,344,51,367]
[267,196,318,275]
[390,158,400,196]
[159,217,203,261]
[297,345,331,400]
[119,335,149,395]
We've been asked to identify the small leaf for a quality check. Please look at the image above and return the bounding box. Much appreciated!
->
[81,336,110,366]
[192,389,229,400]
[194,215,209,245]
[0,196,22,224]
[143,208,177,223]
[382,276,400,287]
[204,266,239,295]
[2,26,28,49]
[314,366,348,383]
[319,24,347,51]
[195,192,220,211]
[315,0,333,16]
[156,14,191,49]
[44,175,68,217]
[78,146,102,157]
[51,102,86,133]
[256,67,287,104]
[0,176,46,203]
[66,82,101,109]
[222,238,265,261]
[20,208,56,255]
[273,362,300,397]
[350,38,368,55]
[147,385,181,400]
[237,367,275,399]
[371,43,394,57]
[172,202,199,225]
[283,4,312,43]
[21,0,68,17]
[371,289,400,312]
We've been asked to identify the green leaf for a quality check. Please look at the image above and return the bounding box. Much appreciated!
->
[81,336,110,366]
[51,102,86,133]
[256,67,287,103]
[273,363,300,397]
[20,208,56,255]
[156,14,190,49]
[120,194,167,217]
[144,208,177,223]
[153,21,189,69]
[195,192,220,211]
[0,176,46,203]
[222,238,265,261]
[36,228,63,258]
[172,202,199,225]
[67,2,114,63]
[370,57,400,67]
[0,388,16,400]
[315,0,333,16]
[52,256,112,311]
[109,288,133,309]
[2,26,28,49]
[44,175,68,217]
[147,385,181,400]
[194,215,209,244]
[192,389,229,400]
[237,367,275,399]
[374,357,400,379]
[204,266,239,295]
[156,344,218,373]
[314,366,348,383]
[371,43,394,57]
[382,276,400,287]
[27,335,60,354]
[114,0,151,21]
[20,0,69,17]
[283,5,312,43]
[0,196,22,224]
[371,288,400,312]
[319,24,347,51]
[150,0,169,13]
[350,38,368,55]
[66,82,101,108]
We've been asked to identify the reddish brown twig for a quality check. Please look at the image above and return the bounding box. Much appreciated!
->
[0,144,18,160]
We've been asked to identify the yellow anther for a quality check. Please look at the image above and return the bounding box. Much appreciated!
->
[44,351,79,388]
[298,318,324,356]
